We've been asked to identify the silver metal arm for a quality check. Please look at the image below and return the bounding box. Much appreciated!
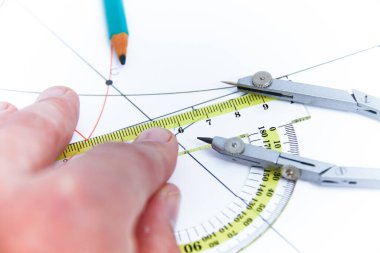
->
[320,166,380,188]
[235,71,380,121]
[352,90,380,120]
[204,136,380,188]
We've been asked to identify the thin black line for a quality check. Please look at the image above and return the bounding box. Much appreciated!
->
[0,86,235,97]
[155,91,239,121]
[82,86,234,96]
[178,143,245,202]
[153,91,240,122]
[0,87,239,125]
[178,142,302,253]
[66,90,239,145]
[16,0,108,81]
[269,226,302,253]
[100,90,239,135]
[110,84,152,120]
[277,44,380,79]
[125,86,235,96]
[174,123,195,136]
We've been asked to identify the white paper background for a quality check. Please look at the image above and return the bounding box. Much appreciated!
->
[1,0,380,252]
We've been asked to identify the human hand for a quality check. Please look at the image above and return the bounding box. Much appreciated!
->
[0,87,180,253]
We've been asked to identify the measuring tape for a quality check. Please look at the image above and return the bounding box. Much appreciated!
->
[60,93,306,252]
[59,93,274,160]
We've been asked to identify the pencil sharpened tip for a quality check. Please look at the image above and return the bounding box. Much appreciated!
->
[119,55,126,65]
[221,81,238,86]
[197,137,213,144]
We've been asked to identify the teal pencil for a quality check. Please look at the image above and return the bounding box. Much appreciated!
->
[104,0,129,65]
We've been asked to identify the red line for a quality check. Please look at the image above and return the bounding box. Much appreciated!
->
[75,129,87,140]
[86,85,110,140]
[74,45,114,141]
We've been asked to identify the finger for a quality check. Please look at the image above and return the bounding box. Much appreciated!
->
[0,86,79,175]
[0,129,178,252]
[60,128,178,240]
[137,183,181,253]
[0,102,18,121]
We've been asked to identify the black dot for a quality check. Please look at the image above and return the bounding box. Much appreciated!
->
[106,80,113,85]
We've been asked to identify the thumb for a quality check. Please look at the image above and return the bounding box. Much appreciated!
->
[136,183,181,253]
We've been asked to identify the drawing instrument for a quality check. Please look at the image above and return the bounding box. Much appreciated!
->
[223,70,380,121]
[104,0,128,65]
[199,136,380,188]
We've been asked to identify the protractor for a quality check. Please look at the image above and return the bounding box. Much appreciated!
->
[171,99,307,253]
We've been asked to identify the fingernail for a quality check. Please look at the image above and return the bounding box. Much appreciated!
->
[161,184,181,228]
[37,86,75,101]
[136,128,173,143]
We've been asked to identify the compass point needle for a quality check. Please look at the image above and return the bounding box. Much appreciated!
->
[221,81,238,86]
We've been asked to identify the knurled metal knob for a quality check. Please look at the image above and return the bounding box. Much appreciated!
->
[281,165,301,181]
[252,71,273,88]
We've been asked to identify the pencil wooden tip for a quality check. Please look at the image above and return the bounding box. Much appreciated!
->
[111,32,128,65]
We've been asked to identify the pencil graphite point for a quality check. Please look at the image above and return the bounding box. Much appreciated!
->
[119,55,126,65]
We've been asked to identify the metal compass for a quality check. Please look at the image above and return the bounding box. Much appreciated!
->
[223,70,380,121]
[198,136,380,188]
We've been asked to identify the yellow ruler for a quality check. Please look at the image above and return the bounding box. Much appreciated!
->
[59,93,274,160]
